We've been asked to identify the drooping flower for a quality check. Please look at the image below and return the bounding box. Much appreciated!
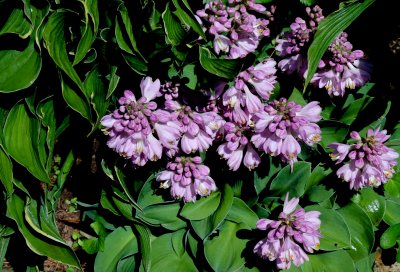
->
[329,128,399,190]
[254,194,321,269]
[217,121,261,171]
[165,100,225,154]
[101,77,181,166]
[156,156,217,202]
[196,0,274,59]
[251,98,322,167]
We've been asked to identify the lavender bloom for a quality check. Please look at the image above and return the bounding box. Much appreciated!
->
[311,32,372,96]
[217,121,261,171]
[196,0,274,59]
[329,128,399,190]
[101,77,181,166]
[165,100,225,154]
[251,98,322,167]
[156,156,217,202]
[254,194,321,269]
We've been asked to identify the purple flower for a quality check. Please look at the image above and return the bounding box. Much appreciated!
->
[254,194,321,269]
[217,121,261,171]
[251,98,322,167]
[329,128,399,190]
[156,156,217,202]
[101,77,181,166]
[196,0,274,59]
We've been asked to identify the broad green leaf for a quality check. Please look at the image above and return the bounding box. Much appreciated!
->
[0,40,41,93]
[0,236,10,269]
[352,188,386,226]
[117,254,136,272]
[149,233,197,272]
[340,96,373,125]
[319,121,349,149]
[305,164,332,192]
[380,223,400,249]
[3,102,49,183]
[0,8,31,38]
[138,203,184,225]
[22,0,50,48]
[180,191,221,220]
[355,253,375,272]
[306,185,334,203]
[304,0,375,90]
[299,0,316,6]
[383,199,400,225]
[204,221,249,272]
[254,156,281,195]
[94,226,139,272]
[6,195,80,268]
[171,229,185,257]
[384,172,400,198]
[269,162,311,197]
[305,205,351,251]
[182,64,198,90]
[115,18,134,54]
[61,77,92,123]
[199,47,242,79]
[288,87,307,106]
[123,54,148,75]
[226,198,258,228]
[191,184,233,240]
[162,3,186,46]
[43,11,85,91]
[172,0,206,40]
[0,145,13,195]
[290,250,356,272]
[137,174,163,208]
[337,203,374,261]
[134,224,152,271]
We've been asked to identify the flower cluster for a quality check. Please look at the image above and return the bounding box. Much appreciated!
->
[196,0,274,59]
[275,6,371,96]
[254,194,321,269]
[329,128,399,190]
[156,156,217,202]
[251,98,322,168]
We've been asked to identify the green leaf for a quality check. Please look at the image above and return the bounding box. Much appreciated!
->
[306,185,334,203]
[337,203,374,261]
[340,96,373,125]
[162,3,186,46]
[138,203,184,226]
[43,11,85,91]
[6,195,80,268]
[182,64,198,90]
[191,184,233,240]
[107,66,120,99]
[299,0,316,6]
[383,199,400,225]
[114,166,143,212]
[171,229,185,257]
[3,102,50,183]
[0,8,31,38]
[0,236,10,269]
[352,188,386,226]
[22,0,50,49]
[180,191,221,220]
[269,162,311,197]
[380,223,400,249]
[288,87,307,106]
[226,198,258,228]
[204,221,249,272]
[199,47,242,79]
[254,156,281,195]
[149,233,197,272]
[94,226,139,272]
[304,0,376,90]
[305,205,351,251]
[134,224,152,271]
[291,250,356,272]
[0,39,41,93]
[61,77,92,123]
[123,54,148,75]
[384,172,400,198]
[319,121,349,149]
[172,0,206,40]
[0,145,13,195]
[137,174,163,209]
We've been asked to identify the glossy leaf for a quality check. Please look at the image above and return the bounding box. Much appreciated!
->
[106,66,120,99]
[340,96,373,125]
[226,198,258,228]
[352,188,386,226]
[383,199,400,225]
[199,47,242,79]
[162,3,186,46]
[114,165,143,212]
[269,162,311,197]
[305,205,351,251]
[0,145,13,195]
[61,77,92,123]
[0,8,31,38]
[380,223,400,249]
[204,221,249,272]
[134,224,152,271]
[337,203,374,261]
[304,0,375,90]
[43,11,85,91]
[172,0,206,40]
[94,226,139,271]
[6,195,80,268]
[3,102,50,183]
[138,203,184,226]
[384,172,400,198]
[291,250,356,272]
[180,191,221,220]
[0,40,41,93]
[319,121,349,149]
